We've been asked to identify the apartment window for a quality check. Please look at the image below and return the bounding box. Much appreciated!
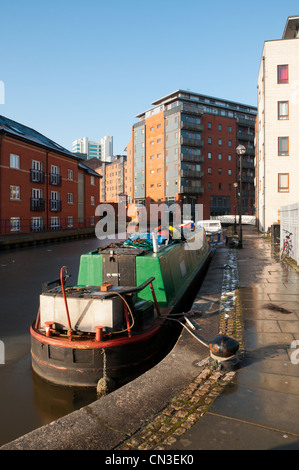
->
[68,169,73,180]
[91,176,95,185]
[208,122,212,129]
[50,216,60,230]
[208,182,212,190]
[31,217,43,232]
[218,154,222,160]
[51,164,60,175]
[278,137,289,156]
[278,173,289,192]
[91,195,95,206]
[10,217,20,232]
[278,101,289,120]
[68,216,74,228]
[218,139,222,145]
[219,183,222,190]
[218,124,222,131]
[228,126,232,133]
[10,154,20,169]
[228,155,232,161]
[228,169,232,176]
[277,65,288,84]
[10,185,20,200]
[208,168,212,174]
[208,152,212,159]
[208,137,212,144]
[67,193,73,204]
[219,168,222,175]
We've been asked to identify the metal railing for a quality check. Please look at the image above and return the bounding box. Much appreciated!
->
[0,217,97,235]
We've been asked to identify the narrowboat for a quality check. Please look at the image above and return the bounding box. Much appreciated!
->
[30,225,211,390]
[197,220,224,246]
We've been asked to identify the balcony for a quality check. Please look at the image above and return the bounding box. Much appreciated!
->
[245,148,255,156]
[30,198,45,212]
[238,132,255,142]
[237,117,255,128]
[239,160,255,170]
[181,120,204,132]
[180,186,204,194]
[180,153,204,163]
[180,103,203,116]
[49,199,62,212]
[181,136,203,148]
[180,169,204,179]
[241,175,254,183]
[30,169,45,184]
[49,173,62,186]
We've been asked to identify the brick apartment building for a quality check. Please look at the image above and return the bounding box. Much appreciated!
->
[123,90,257,221]
[0,115,101,235]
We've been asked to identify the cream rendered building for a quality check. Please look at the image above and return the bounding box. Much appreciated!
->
[257,16,299,232]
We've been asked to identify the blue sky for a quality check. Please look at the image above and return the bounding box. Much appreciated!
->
[0,0,298,155]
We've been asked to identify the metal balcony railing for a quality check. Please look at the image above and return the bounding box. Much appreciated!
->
[49,199,62,212]
[30,169,45,184]
[49,173,62,186]
[30,198,45,212]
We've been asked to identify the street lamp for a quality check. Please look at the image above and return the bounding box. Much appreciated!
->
[236,145,246,248]
[233,182,238,235]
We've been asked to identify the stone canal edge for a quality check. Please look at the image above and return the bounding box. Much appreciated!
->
[116,251,244,451]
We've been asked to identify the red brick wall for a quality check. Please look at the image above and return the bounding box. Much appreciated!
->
[0,135,100,234]
[200,115,238,219]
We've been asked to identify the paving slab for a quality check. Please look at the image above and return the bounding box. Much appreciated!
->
[172,226,299,450]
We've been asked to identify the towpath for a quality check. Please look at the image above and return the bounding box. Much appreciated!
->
[1,225,299,451]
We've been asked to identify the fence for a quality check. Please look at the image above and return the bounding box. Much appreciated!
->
[280,202,299,265]
[210,215,256,225]
[0,217,98,236]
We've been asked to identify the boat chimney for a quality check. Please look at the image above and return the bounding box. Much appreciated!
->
[152,232,158,253]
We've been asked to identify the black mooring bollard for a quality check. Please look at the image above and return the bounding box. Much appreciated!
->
[209,334,240,370]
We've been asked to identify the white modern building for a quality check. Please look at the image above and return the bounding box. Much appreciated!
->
[72,137,101,160]
[256,15,299,233]
[100,135,113,162]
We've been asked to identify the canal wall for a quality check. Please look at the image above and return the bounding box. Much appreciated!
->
[0,228,96,250]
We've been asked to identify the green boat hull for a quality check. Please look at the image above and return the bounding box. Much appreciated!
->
[77,229,211,311]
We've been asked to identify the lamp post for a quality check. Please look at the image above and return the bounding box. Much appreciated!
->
[233,182,238,235]
[236,145,246,248]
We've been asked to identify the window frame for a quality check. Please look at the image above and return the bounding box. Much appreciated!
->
[277,65,289,84]
[10,154,20,169]
[278,173,289,193]
[278,101,289,120]
[278,137,289,156]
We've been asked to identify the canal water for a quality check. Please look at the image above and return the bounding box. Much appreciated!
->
[0,235,126,447]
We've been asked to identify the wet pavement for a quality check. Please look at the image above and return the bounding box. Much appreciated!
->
[2,225,299,451]
[171,226,299,450]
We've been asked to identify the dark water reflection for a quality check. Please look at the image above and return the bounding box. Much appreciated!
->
[0,235,119,447]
